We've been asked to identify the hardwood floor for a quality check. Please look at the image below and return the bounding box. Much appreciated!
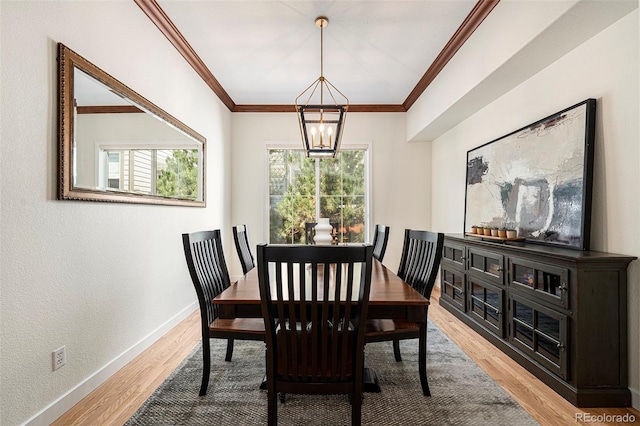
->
[52,312,201,426]
[54,287,639,425]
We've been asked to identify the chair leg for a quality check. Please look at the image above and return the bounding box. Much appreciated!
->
[199,338,211,396]
[267,382,277,425]
[352,382,363,425]
[418,322,430,396]
[225,338,234,362]
[393,339,402,362]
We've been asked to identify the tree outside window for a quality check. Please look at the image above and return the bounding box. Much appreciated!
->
[156,149,199,200]
[268,148,367,244]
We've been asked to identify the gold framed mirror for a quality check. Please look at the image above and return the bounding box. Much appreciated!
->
[57,43,206,206]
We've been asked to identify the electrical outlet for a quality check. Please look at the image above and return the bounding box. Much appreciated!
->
[52,346,66,371]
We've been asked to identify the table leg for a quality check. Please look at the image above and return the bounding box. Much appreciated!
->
[363,367,381,393]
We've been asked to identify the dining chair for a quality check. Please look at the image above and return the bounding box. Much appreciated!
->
[182,230,265,396]
[371,224,390,262]
[257,243,374,426]
[365,229,444,396]
[233,224,255,275]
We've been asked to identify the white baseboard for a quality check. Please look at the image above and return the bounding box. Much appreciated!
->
[22,302,198,426]
[631,386,639,410]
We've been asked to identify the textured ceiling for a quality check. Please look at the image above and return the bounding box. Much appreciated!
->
[154,0,478,106]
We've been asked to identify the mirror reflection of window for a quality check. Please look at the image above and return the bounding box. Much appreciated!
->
[107,152,122,190]
[100,147,199,200]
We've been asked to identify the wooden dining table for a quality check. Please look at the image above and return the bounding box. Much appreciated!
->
[213,259,430,392]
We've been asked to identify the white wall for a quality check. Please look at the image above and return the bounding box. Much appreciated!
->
[430,10,640,408]
[0,2,231,425]
[230,112,431,277]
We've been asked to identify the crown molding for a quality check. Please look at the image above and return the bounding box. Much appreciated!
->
[135,0,498,113]
[232,104,406,113]
[134,0,236,111]
[403,0,500,110]
[76,105,144,114]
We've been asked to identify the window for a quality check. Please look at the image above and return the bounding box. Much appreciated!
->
[268,148,368,244]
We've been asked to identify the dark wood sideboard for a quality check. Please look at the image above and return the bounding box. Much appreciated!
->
[439,234,636,407]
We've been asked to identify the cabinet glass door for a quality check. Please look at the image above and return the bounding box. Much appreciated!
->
[509,257,569,308]
[468,277,503,337]
[443,242,466,268]
[468,247,504,285]
[509,293,567,379]
[441,267,465,311]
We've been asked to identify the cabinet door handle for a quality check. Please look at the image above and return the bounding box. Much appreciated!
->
[559,283,568,292]
[556,343,565,350]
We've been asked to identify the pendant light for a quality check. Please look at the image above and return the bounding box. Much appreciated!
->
[295,17,348,158]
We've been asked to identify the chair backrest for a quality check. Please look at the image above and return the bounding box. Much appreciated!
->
[257,244,374,385]
[233,224,255,274]
[182,230,231,328]
[372,224,390,262]
[397,229,444,299]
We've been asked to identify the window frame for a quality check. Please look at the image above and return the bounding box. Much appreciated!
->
[264,142,372,244]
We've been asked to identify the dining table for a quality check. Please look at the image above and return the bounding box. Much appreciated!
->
[213,258,430,392]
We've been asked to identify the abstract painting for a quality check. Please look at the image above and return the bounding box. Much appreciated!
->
[464,99,596,250]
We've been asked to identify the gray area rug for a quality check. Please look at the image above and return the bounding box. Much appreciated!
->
[126,320,538,425]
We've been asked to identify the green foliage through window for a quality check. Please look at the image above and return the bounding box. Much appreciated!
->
[268,149,366,244]
[157,149,199,200]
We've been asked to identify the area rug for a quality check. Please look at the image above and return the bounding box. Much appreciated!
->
[126,320,538,425]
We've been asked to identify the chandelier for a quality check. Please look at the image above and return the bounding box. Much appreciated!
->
[296,17,349,158]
